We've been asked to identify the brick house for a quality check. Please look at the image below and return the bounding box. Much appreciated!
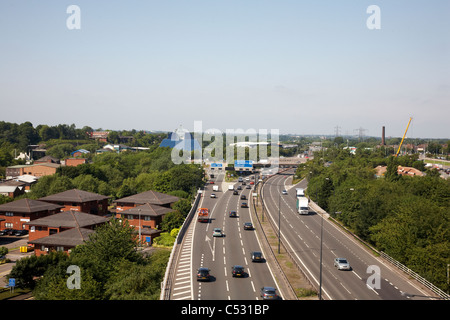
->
[117,203,173,244]
[114,190,179,212]
[39,189,110,216]
[65,158,88,167]
[114,190,179,244]
[26,210,108,256]
[6,163,60,178]
[0,199,63,231]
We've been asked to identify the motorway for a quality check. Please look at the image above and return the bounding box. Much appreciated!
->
[170,172,280,300]
[261,171,437,300]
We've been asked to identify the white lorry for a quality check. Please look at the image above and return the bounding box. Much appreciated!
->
[297,197,309,215]
[213,185,219,192]
[228,185,234,191]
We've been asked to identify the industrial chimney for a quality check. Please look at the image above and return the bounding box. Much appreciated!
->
[381,126,386,145]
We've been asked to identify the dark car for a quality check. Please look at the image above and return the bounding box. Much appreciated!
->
[197,267,211,281]
[240,195,246,200]
[229,210,237,217]
[233,190,239,195]
[231,265,245,277]
[0,229,15,236]
[244,222,253,230]
[241,202,248,208]
[251,251,263,262]
[260,287,278,300]
[246,185,251,189]
[237,186,242,190]
[14,229,28,236]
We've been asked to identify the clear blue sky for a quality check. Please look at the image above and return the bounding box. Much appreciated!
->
[1,0,449,138]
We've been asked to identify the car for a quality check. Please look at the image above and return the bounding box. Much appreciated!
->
[241,202,248,208]
[231,265,245,277]
[213,228,223,237]
[0,229,15,236]
[282,190,288,195]
[210,193,216,198]
[229,210,237,217]
[243,222,253,230]
[197,267,211,281]
[14,229,28,236]
[246,185,251,189]
[209,180,214,184]
[242,181,246,185]
[251,251,263,262]
[260,286,278,300]
[233,190,239,195]
[250,181,254,185]
[334,258,351,270]
[240,195,246,200]
[237,186,242,190]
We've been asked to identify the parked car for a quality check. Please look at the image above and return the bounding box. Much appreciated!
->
[243,222,253,230]
[213,228,223,237]
[197,267,211,281]
[251,251,263,262]
[14,229,28,236]
[231,265,245,277]
[229,211,237,218]
[260,286,278,300]
[334,257,351,270]
[0,229,15,236]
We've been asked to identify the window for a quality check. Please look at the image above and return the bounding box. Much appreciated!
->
[144,216,152,221]
[127,214,134,220]
[5,223,13,228]
[56,246,64,252]
[5,212,13,217]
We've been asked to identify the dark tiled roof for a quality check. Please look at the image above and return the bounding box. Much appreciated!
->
[121,203,173,217]
[39,189,110,203]
[26,210,108,228]
[29,227,94,247]
[114,190,179,206]
[0,198,63,213]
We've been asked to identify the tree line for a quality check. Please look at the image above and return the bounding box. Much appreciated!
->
[297,148,450,292]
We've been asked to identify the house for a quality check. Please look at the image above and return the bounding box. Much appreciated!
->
[114,190,179,244]
[0,199,63,231]
[39,189,110,216]
[26,210,109,256]
[117,203,172,243]
[90,131,110,142]
[71,149,90,158]
[0,185,25,198]
[397,166,424,177]
[114,190,179,211]
[103,144,133,153]
[34,155,60,164]
[6,163,60,178]
[65,158,88,167]
[29,227,95,256]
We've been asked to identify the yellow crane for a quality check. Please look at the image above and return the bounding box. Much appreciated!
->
[395,117,412,157]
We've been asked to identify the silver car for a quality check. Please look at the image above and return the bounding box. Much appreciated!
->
[334,258,351,270]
